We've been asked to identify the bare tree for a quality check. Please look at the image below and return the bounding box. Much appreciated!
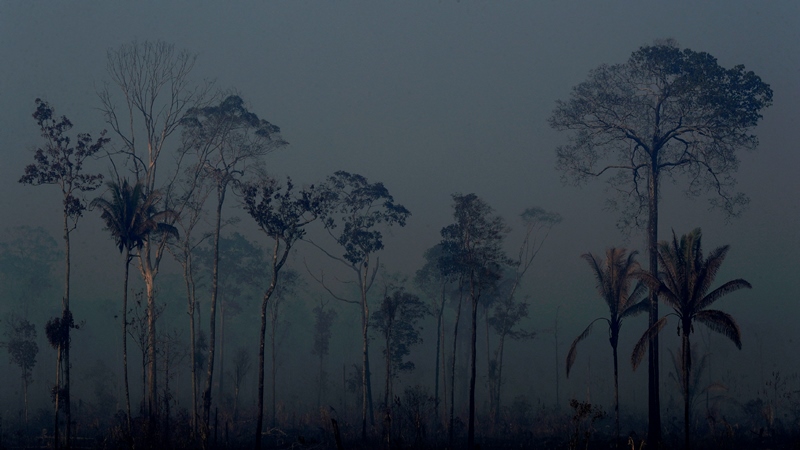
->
[485,207,560,427]
[100,40,210,423]
[549,40,772,444]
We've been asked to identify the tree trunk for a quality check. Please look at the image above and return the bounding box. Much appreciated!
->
[123,254,132,435]
[495,331,507,427]
[145,271,158,424]
[63,216,72,450]
[54,341,61,450]
[468,281,478,450]
[219,300,226,412]
[612,342,620,448]
[255,241,281,450]
[271,306,277,428]
[384,322,392,445]
[647,164,661,446]
[360,262,374,440]
[682,326,691,450]
[448,292,463,448]
[433,284,445,432]
[203,185,227,445]
[185,250,198,438]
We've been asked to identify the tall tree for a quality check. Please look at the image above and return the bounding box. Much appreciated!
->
[20,99,107,449]
[549,40,772,444]
[100,40,210,423]
[566,248,648,446]
[440,193,513,450]
[241,177,319,450]
[308,171,411,440]
[165,178,211,438]
[195,232,266,417]
[371,285,427,443]
[633,228,750,450]
[486,207,560,427]
[180,95,287,441]
[91,178,178,434]
[413,244,452,432]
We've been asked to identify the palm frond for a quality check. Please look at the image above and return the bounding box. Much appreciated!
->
[695,278,751,311]
[631,316,668,370]
[565,317,607,377]
[694,310,742,349]
[620,297,650,319]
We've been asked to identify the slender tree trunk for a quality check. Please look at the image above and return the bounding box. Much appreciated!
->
[612,342,620,448]
[271,306,277,428]
[485,308,495,430]
[495,331,507,426]
[647,164,661,446]
[682,326,691,450]
[384,323,392,445]
[433,284,445,433]
[467,281,478,450]
[122,254,132,435]
[145,271,158,424]
[203,185,227,445]
[185,251,198,438]
[255,241,280,450]
[360,262,374,440]
[62,217,72,449]
[219,301,226,412]
[448,292,462,448]
[54,342,61,449]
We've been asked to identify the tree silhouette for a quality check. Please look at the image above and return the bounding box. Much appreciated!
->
[240,177,319,450]
[550,40,772,444]
[181,95,287,442]
[20,99,107,449]
[440,193,513,450]
[566,248,648,445]
[308,170,410,440]
[100,41,210,425]
[3,314,39,426]
[633,228,750,450]
[371,284,427,442]
[91,178,177,434]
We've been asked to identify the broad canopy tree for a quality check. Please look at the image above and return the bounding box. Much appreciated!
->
[308,170,411,440]
[180,94,287,441]
[549,40,772,443]
[240,177,320,450]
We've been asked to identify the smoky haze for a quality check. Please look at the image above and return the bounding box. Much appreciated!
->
[0,1,798,447]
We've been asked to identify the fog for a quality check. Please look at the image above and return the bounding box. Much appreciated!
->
[1,2,799,448]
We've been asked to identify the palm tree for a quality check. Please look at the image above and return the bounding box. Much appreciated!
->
[566,248,648,446]
[91,178,178,434]
[632,228,750,450]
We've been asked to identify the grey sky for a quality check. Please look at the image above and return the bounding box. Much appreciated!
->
[1,1,799,406]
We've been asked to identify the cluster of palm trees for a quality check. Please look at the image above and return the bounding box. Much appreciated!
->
[566,228,750,449]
